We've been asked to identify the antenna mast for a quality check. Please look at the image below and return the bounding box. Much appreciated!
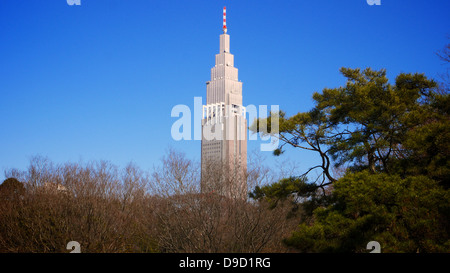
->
[223,6,227,33]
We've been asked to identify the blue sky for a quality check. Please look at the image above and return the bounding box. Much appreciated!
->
[1,0,449,181]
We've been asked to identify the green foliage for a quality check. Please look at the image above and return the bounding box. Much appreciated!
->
[251,67,448,186]
[250,66,449,252]
[250,176,332,219]
[398,91,450,185]
[250,176,314,203]
[313,68,440,174]
[285,171,450,253]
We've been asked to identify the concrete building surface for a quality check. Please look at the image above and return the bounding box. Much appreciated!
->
[201,7,247,200]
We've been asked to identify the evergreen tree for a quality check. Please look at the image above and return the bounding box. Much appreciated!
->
[250,67,450,252]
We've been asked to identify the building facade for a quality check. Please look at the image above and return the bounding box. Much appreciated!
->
[201,7,247,200]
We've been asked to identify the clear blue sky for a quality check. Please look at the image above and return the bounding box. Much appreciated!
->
[1,0,449,181]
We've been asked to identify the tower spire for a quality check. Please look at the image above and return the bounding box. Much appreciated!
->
[223,6,227,33]
[201,6,247,200]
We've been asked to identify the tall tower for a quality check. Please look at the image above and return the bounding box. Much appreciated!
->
[201,7,247,200]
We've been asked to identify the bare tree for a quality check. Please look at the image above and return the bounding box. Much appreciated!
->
[0,150,298,253]
[0,157,157,253]
[152,149,297,253]
[436,40,450,93]
[150,148,200,197]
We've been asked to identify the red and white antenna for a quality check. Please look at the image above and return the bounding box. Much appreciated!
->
[223,6,227,33]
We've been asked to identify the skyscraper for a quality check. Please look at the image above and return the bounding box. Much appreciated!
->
[201,7,247,200]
